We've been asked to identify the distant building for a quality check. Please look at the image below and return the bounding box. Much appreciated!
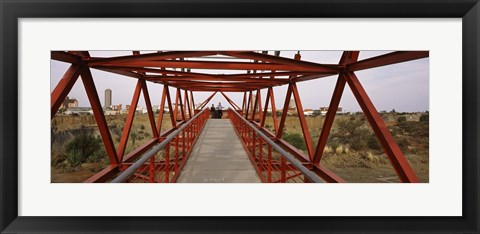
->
[136,106,148,114]
[105,89,112,109]
[111,104,122,111]
[319,106,346,116]
[105,110,118,116]
[303,108,314,116]
[61,96,78,109]
[64,107,92,115]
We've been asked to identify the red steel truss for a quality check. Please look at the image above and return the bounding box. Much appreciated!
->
[51,50,428,183]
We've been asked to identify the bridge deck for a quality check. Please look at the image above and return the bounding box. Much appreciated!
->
[177,119,261,183]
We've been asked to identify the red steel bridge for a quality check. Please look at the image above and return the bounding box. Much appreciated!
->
[51,50,428,183]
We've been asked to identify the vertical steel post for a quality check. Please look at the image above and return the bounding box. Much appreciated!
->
[267,144,272,183]
[276,84,293,139]
[149,156,155,183]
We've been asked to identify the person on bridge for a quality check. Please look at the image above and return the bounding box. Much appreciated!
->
[210,104,216,119]
[216,102,223,119]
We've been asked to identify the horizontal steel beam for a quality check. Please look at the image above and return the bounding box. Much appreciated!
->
[92,67,144,79]
[86,51,218,65]
[51,51,81,64]
[223,51,341,73]
[92,65,208,77]
[145,76,289,84]
[347,51,429,71]
[98,60,333,72]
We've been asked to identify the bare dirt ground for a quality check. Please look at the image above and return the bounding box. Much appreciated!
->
[51,165,98,183]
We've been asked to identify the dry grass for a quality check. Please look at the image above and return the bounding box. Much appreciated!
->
[52,112,429,183]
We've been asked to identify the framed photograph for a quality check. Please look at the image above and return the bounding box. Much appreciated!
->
[1,0,478,233]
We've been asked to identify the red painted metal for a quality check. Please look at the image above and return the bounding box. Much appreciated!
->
[221,51,341,73]
[313,51,360,165]
[141,80,159,138]
[245,91,253,119]
[124,109,209,183]
[276,84,293,139]
[50,50,426,183]
[98,60,335,72]
[185,90,192,119]
[165,85,176,127]
[80,67,119,165]
[83,165,119,183]
[156,86,168,135]
[220,91,241,110]
[51,64,82,118]
[347,51,429,71]
[241,92,247,113]
[51,51,81,64]
[87,51,218,65]
[251,90,259,121]
[174,88,180,122]
[117,80,142,161]
[190,91,195,112]
[291,83,314,159]
[230,109,321,183]
[195,91,217,110]
[343,71,419,182]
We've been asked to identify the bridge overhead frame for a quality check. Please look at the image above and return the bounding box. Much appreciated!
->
[51,50,428,183]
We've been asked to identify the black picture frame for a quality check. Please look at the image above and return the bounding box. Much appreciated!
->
[1,0,479,233]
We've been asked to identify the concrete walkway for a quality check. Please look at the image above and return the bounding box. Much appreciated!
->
[177,119,261,183]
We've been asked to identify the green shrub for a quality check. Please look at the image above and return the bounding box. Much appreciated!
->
[420,114,429,122]
[396,137,410,152]
[66,149,83,167]
[348,128,370,150]
[336,119,370,150]
[65,134,101,166]
[328,140,340,152]
[282,132,306,151]
[87,149,106,163]
[397,116,407,123]
[367,134,381,150]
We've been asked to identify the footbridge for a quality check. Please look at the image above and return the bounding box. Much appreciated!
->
[50,50,428,183]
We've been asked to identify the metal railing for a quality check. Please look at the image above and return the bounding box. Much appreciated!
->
[111,109,209,183]
[228,109,323,183]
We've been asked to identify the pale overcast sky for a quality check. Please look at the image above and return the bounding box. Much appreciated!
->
[50,51,429,112]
